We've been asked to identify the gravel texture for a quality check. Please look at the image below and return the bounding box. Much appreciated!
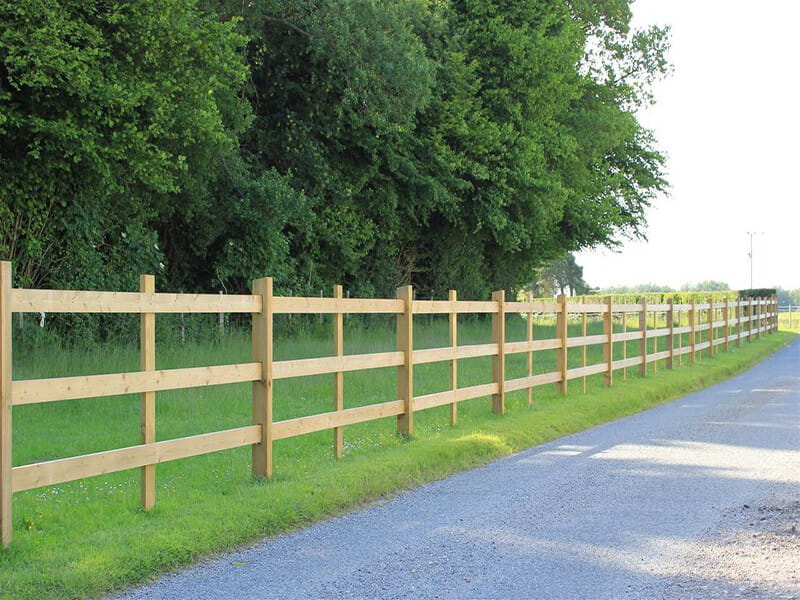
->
[114,338,800,600]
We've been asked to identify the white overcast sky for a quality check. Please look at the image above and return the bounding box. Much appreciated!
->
[575,0,800,291]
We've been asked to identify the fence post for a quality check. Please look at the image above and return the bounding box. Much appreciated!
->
[651,309,657,373]
[667,299,674,369]
[526,292,534,406]
[756,297,762,340]
[707,297,714,358]
[581,297,588,393]
[449,289,458,424]
[603,296,613,387]
[397,285,414,436]
[1,262,12,547]
[252,277,274,479]
[723,300,730,352]
[639,297,648,376]
[492,290,506,413]
[689,299,696,363]
[333,285,344,459]
[556,294,568,395]
[736,300,742,347]
[622,302,628,380]
[140,274,156,511]
[677,305,682,366]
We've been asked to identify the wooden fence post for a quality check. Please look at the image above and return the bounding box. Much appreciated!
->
[689,299,696,363]
[622,304,628,380]
[140,274,156,511]
[333,285,344,459]
[639,297,648,376]
[526,292,534,406]
[449,289,458,424]
[707,297,714,358]
[1,262,12,548]
[603,296,613,387]
[492,290,506,414]
[723,300,730,352]
[736,300,742,347]
[652,308,658,373]
[397,285,414,436]
[252,277,274,479]
[667,299,674,369]
[556,294,568,395]
[581,297,588,393]
[756,297,762,340]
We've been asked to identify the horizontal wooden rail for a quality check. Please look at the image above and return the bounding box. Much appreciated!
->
[272,296,403,314]
[645,328,671,339]
[567,363,607,379]
[496,301,560,314]
[504,371,562,392]
[12,289,260,314]
[567,334,607,348]
[414,343,498,364]
[272,400,405,440]
[647,350,671,363]
[12,426,261,492]
[414,383,500,411]
[504,339,561,354]
[612,331,641,343]
[273,352,403,379]
[13,363,261,405]
[565,303,609,313]
[612,356,641,370]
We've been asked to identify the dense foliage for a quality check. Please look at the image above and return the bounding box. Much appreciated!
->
[1,0,670,300]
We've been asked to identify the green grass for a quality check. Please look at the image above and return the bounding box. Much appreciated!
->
[1,315,794,599]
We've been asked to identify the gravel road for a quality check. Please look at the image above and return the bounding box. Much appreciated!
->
[116,338,800,600]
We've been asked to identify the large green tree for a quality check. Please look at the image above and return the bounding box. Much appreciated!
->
[0,0,249,289]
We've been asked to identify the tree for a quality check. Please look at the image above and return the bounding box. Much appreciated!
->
[0,0,249,289]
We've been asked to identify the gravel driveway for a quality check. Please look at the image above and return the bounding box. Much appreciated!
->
[116,338,800,599]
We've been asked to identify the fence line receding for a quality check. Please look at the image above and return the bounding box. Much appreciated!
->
[0,261,779,546]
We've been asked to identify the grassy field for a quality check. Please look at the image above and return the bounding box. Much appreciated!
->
[1,315,793,599]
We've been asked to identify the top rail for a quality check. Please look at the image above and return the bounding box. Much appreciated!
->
[12,289,261,314]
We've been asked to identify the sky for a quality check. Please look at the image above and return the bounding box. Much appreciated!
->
[575,0,800,291]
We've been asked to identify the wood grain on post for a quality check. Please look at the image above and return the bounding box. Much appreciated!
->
[723,301,730,352]
[491,290,506,413]
[1,262,12,547]
[252,277,273,479]
[622,305,628,380]
[707,297,714,357]
[333,285,344,459]
[690,299,696,363]
[556,294,568,395]
[527,292,534,406]
[581,297,588,393]
[396,285,414,436]
[652,308,658,373]
[667,299,674,369]
[638,298,648,376]
[140,274,156,511]
[449,290,458,425]
[735,301,742,347]
[603,296,613,387]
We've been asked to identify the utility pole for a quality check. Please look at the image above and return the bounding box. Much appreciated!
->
[746,231,763,289]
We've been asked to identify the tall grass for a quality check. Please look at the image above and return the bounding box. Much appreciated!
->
[1,314,791,599]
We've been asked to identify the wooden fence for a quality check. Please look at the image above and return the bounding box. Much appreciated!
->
[0,261,779,546]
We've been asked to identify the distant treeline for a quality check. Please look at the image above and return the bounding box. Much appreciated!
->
[1,0,670,302]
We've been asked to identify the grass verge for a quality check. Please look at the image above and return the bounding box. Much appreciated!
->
[0,329,795,599]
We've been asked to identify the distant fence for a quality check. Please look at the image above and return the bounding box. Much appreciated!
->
[0,261,779,546]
